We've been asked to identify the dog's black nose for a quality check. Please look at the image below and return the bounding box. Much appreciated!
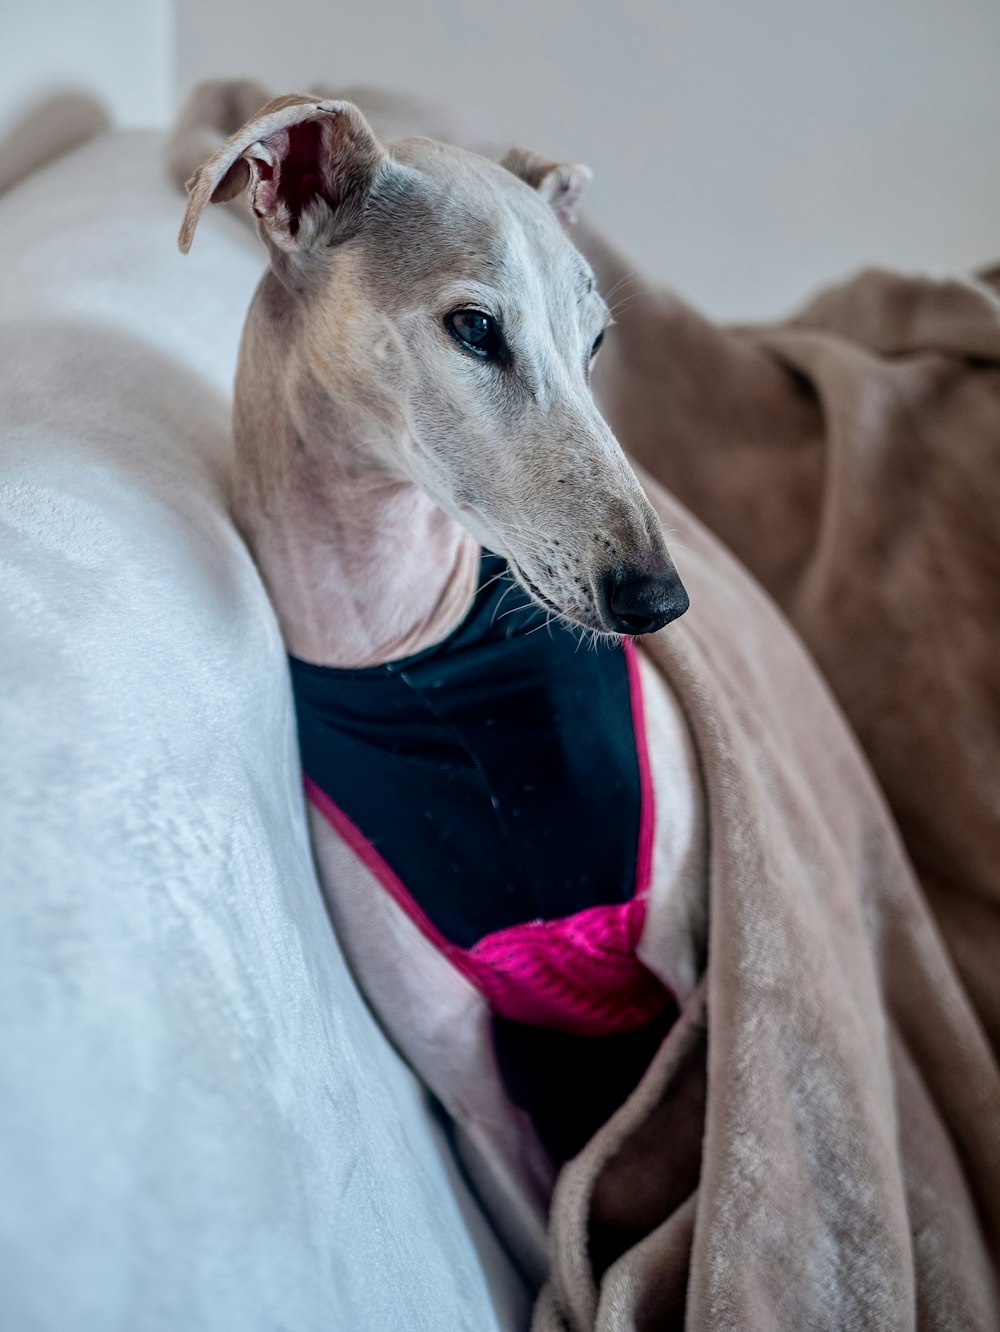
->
[601,568,689,635]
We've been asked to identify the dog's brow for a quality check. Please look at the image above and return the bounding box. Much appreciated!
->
[576,272,595,302]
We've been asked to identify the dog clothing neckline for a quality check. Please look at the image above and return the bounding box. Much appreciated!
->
[289,552,670,1040]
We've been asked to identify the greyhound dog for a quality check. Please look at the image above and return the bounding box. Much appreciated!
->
[177,90,706,1279]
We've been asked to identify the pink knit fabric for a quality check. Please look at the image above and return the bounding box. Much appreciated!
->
[461,898,669,1033]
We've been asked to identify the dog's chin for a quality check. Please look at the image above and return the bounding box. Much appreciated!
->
[456,509,616,637]
[514,567,616,638]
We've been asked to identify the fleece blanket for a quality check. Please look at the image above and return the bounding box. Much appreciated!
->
[0,130,530,1332]
[531,235,1000,1329]
[583,230,1000,1059]
[534,465,1000,1330]
[167,86,1000,1329]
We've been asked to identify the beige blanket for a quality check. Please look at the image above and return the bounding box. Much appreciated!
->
[585,235,1000,1057]
[535,462,1000,1330]
[531,238,1000,1329]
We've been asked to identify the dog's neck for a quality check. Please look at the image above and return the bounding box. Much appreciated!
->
[243,459,479,670]
[232,295,480,669]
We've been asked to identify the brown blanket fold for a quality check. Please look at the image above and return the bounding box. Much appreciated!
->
[529,239,1000,1328]
[585,234,1000,1060]
[535,465,1000,1330]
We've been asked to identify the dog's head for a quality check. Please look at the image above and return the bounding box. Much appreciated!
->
[180,95,688,635]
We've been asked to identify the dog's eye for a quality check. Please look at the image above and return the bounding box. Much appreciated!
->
[590,330,605,358]
[445,309,504,360]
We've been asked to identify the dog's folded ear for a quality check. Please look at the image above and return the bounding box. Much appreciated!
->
[499,147,593,226]
[178,94,385,257]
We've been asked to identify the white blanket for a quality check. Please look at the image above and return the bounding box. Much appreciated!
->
[0,129,528,1332]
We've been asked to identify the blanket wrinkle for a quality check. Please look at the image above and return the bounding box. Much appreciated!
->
[790,266,1000,362]
[530,235,1000,1330]
[583,226,1000,1059]
[532,466,1000,1329]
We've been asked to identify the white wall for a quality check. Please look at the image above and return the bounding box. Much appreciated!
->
[174,0,1000,320]
[5,0,1000,321]
[3,0,173,130]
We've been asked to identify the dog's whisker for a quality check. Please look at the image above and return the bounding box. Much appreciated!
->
[496,598,540,623]
[603,281,644,304]
[524,610,561,639]
[601,272,645,302]
[478,568,511,595]
[666,541,694,554]
[607,285,647,309]
[604,273,644,296]
[490,581,521,627]
[608,294,646,320]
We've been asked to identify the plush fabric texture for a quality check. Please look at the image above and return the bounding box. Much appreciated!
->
[532,466,1000,1330]
[0,130,530,1332]
[525,233,1000,1329]
[584,227,1000,1059]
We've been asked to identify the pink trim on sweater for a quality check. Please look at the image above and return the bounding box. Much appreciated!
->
[305,776,460,961]
[623,637,655,899]
[305,643,665,1037]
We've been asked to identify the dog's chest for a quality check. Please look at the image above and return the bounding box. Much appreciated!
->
[290,555,673,1054]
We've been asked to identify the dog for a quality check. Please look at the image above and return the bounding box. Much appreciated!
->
[177,89,706,1280]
